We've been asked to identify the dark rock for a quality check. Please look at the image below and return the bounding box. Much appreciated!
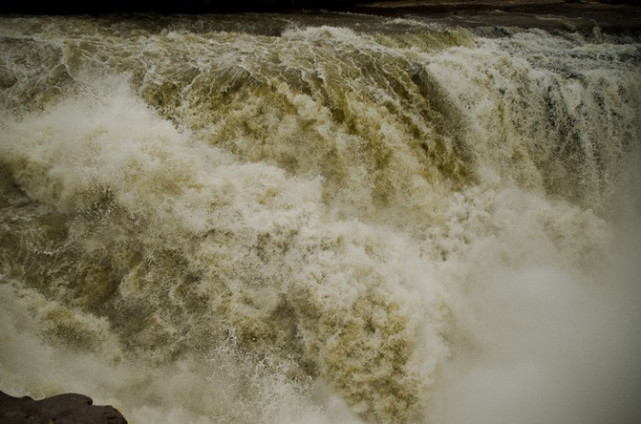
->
[0,390,128,424]
[0,0,637,16]
[0,0,363,14]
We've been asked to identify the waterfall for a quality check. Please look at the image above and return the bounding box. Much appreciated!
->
[1,14,640,424]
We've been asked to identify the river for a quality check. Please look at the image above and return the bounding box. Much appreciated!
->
[1,12,640,424]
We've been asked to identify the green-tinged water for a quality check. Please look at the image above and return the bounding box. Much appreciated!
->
[1,14,640,424]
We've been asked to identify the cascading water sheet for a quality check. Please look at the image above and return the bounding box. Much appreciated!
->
[1,14,640,424]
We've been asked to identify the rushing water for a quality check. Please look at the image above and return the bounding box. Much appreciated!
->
[1,12,640,424]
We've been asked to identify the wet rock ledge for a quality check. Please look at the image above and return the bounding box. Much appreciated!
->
[0,391,128,424]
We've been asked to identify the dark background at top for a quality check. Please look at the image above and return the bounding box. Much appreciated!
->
[1,1,638,16]
[3,0,353,14]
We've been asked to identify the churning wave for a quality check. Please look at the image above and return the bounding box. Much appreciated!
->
[1,14,640,424]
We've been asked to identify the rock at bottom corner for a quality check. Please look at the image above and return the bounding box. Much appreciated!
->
[0,390,128,424]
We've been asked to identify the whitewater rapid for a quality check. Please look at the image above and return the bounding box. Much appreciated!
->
[1,13,640,424]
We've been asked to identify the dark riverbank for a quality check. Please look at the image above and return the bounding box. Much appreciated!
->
[0,0,353,14]
[354,1,641,33]
[1,1,639,34]
[0,1,637,15]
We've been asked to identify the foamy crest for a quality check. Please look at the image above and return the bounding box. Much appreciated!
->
[0,74,448,422]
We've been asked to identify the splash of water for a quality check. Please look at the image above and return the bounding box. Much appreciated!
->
[1,14,640,424]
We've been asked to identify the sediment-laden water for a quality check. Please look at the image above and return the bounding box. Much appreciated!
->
[1,13,640,424]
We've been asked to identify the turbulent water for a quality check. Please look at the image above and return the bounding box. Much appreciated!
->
[1,12,640,424]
